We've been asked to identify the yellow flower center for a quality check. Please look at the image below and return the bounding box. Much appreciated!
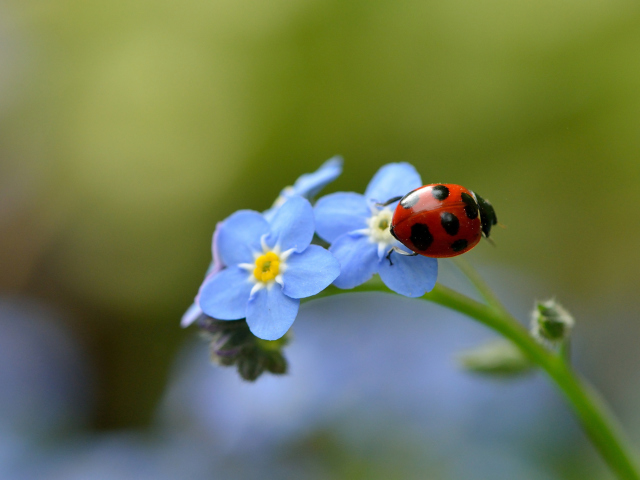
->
[253,251,281,283]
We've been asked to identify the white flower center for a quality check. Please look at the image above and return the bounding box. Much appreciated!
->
[366,208,395,244]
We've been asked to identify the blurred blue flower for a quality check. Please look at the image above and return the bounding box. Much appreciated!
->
[160,291,567,480]
[0,299,92,438]
[263,155,343,221]
[314,163,438,297]
[198,196,340,340]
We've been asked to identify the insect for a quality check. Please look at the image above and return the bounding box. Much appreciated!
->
[381,184,498,262]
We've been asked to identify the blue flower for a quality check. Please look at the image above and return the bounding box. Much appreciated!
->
[182,156,342,328]
[197,196,340,340]
[314,163,438,297]
[263,156,343,221]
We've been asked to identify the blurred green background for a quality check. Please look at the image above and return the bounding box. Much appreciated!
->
[2,0,640,477]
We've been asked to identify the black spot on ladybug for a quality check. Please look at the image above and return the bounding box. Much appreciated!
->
[400,191,420,209]
[440,212,460,236]
[431,185,449,200]
[451,239,468,252]
[410,223,433,251]
[461,193,478,219]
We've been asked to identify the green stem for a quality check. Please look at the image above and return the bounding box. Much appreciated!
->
[560,338,572,364]
[314,281,640,479]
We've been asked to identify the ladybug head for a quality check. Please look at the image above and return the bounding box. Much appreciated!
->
[474,193,498,238]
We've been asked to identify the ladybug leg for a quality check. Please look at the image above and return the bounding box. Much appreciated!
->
[483,236,496,247]
[375,196,403,207]
[386,246,418,266]
[393,246,418,256]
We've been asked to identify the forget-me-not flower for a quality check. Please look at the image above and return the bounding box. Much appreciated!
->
[182,156,342,328]
[314,163,438,297]
[263,155,343,221]
[198,196,340,340]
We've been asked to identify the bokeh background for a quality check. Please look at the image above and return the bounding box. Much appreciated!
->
[2,1,640,478]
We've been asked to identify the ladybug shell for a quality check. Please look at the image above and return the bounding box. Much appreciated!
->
[390,184,482,258]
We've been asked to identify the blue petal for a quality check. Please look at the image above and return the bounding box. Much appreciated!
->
[330,233,379,289]
[199,266,253,320]
[266,196,314,252]
[210,221,224,270]
[181,258,220,328]
[364,163,423,204]
[217,211,269,266]
[282,245,340,299]
[180,303,203,327]
[262,206,278,223]
[378,253,438,298]
[292,155,343,199]
[314,192,370,243]
[263,156,344,222]
[246,286,300,340]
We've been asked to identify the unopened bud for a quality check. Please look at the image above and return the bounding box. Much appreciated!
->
[237,354,266,381]
[457,339,533,377]
[197,316,290,381]
[264,352,288,375]
[531,298,574,345]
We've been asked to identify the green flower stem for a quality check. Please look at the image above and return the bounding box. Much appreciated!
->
[312,280,639,480]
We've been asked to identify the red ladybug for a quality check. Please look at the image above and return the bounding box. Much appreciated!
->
[383,184,497,260]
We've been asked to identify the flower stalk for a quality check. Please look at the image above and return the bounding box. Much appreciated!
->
[312,276,640,480]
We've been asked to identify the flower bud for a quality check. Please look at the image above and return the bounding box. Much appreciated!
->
[457,339,533,377]
[197,316,290,381]
[530,298,574,345]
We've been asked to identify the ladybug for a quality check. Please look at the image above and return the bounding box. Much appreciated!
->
[381,184,497,261]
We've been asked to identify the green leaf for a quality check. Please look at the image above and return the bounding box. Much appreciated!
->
[457,339,534,377]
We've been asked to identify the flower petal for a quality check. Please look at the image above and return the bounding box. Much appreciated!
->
[364,163,422,204]
[199,266,253,320]
[292,155,343,199]
[330,233,379,289]
[217,211,270,266]
[266,196,314,252]
[282,245,340,299]
[314,192,370,243]
[211,221,224,270]
[180,303,203,328]
[180,258,221,328]
[263,156,344,222]
[378,253,438,298]
[246,286,300,340]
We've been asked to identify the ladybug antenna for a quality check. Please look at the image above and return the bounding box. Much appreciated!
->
[376,195,403,208]
[484,236,496,247]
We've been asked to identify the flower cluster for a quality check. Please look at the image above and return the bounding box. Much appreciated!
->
[181,156,343,329]
[182,158,439,379]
